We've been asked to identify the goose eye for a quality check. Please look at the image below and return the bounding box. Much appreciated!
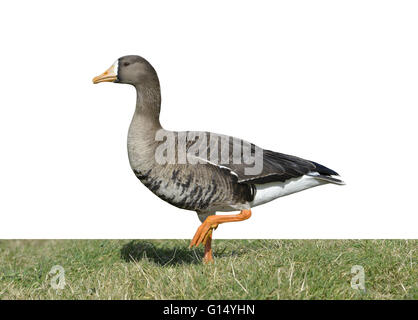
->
[123,62,130,67]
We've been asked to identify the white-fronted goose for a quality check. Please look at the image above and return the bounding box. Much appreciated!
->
[93,55,344,263]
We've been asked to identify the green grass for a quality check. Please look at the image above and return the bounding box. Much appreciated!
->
[0,240,416,299]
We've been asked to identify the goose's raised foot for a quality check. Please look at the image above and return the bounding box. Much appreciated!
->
[189,210,252,263]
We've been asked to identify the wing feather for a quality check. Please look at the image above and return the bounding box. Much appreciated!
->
[181,131,339,185]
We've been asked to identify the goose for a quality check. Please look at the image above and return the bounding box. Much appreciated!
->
[93,55,344,263]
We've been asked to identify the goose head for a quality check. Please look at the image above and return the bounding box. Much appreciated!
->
[93,55,159,88]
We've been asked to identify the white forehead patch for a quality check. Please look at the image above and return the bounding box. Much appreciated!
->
[112,59,119,75]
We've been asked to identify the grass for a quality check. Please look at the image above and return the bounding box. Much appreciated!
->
[0,239,416,299]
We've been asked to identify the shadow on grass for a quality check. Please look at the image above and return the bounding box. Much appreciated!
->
[120,240,203,266]
[120,240,247,266]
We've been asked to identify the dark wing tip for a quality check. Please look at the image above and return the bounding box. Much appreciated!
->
[310,161,340,177]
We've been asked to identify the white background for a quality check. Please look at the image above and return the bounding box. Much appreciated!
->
[0,1,417,238]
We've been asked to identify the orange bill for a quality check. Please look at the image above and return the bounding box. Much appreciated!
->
[92,62,117,84]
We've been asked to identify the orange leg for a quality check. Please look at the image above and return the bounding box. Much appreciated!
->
[203,229,214,263]
[190,209,252,262]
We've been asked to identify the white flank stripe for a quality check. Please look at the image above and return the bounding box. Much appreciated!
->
[250,175,326,207]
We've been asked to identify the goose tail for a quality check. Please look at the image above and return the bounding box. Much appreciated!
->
[307,173,345,185]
